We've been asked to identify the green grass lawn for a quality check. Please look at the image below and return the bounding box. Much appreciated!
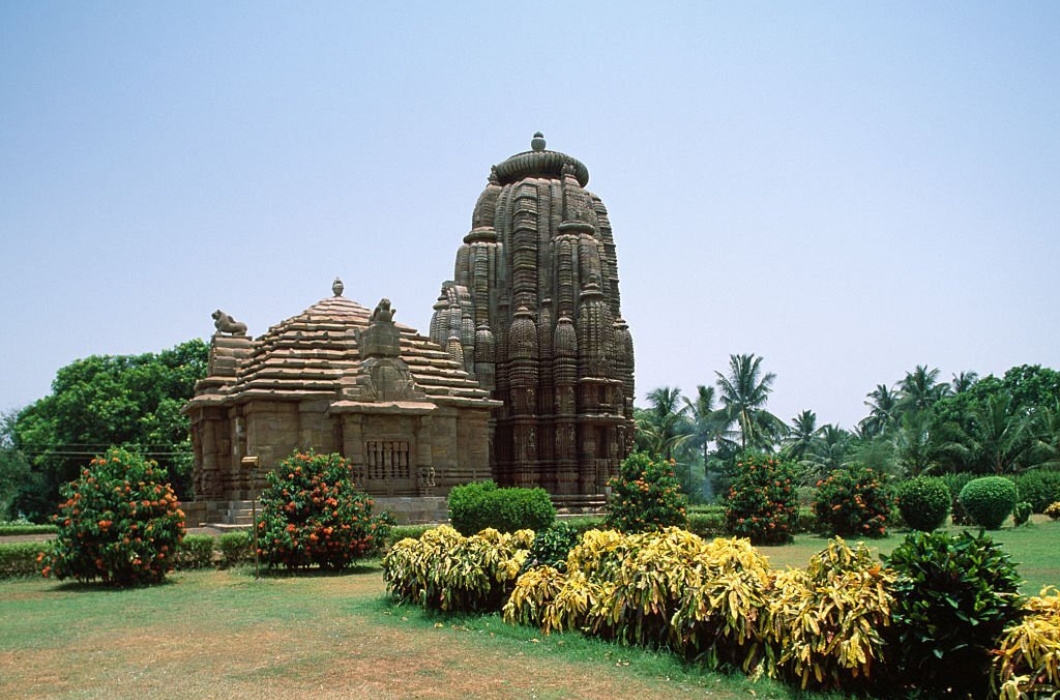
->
[759,516,1060,595]
[1,519,1056,700]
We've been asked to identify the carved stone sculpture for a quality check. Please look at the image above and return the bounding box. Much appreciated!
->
[212,310,248,336]
[430,134,635,500]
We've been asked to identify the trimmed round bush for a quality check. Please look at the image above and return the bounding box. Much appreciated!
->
[40,446,185,586]
[606,452,688,534]
[1014,470,1060,513]
[258,450,392,571]
[959,476,1017,530]
[813,465,892,538]
[448,480,556,535]
[894,476,951,531]
[724,454,798,544]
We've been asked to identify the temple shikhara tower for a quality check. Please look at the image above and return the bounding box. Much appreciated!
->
[430,133,635,505]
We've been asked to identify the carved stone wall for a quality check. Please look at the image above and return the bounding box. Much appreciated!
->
[431,135,635,501]
[184,289,500,509]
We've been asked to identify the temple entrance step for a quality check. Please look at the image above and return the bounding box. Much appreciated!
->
[203,500,258,527]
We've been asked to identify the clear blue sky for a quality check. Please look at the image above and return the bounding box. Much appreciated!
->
[2,1,1057,431]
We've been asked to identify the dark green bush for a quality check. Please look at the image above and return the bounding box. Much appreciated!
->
[258,450,393,571]
[1014,470,1060,513]
[387,524,433,546]
[526,521,580,572]
[794,506,818,534]
[1013,501,1032,527]
[813,466,892,538]
[686,506,726,538]
[174,534,215,569]
[0,542,48,579]
[606,452,688,533]
[0,524,57,536]
[960,476,1017,529]
[218,531,252,567]
[882,530,1024,698]
[724,454,798,544]
[448,481,555,536]
[939,472,976,525]
[894,476,951,531]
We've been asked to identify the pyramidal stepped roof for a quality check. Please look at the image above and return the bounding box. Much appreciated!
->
[191,282,494,408]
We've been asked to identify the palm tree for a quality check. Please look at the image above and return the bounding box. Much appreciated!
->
[683,384,727,467]
[955,392,1034,474]
[859,384,901,438]
[714,353,786,452]
[635,387,692,461]
[897,365,950,414]
[783,410,822,463]
[952,371,980,394]
[893,410,940,476]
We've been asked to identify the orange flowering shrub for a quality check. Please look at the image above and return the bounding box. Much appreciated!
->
[813,466,892,538]
[257,450,392,571]
[606,452,687,533]
[40,446,185,586]
[724,454,799,544]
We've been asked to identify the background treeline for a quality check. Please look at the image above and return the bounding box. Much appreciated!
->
[636,354,1060,501]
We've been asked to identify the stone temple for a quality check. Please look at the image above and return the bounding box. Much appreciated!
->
[430,133,635,507]
[183,134,633,523]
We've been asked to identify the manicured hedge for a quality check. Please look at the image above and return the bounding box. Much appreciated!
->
[448,481,555,535]
[0,524,58,537]
[0,542,49,579]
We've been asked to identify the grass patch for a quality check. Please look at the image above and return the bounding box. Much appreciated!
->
[1,521,1056,699]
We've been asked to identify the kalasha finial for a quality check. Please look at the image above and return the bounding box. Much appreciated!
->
[332,277,344,297]
[531,132,546,152]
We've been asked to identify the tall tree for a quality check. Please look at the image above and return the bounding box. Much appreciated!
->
[714,353,786,452]
[782,410,822,463]
[897,365,950,414]
[952,371,980,394]
[859,384,901,438]
[682,384,727,467]
[634,386,691,461]
[11,339,209,519]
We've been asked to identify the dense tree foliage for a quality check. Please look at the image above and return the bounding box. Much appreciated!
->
[6,340,208,520]
[635,361,1059,504]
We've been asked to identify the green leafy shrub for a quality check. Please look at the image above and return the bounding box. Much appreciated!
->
[526,521,580,572]
[606,453,688,533]
[258,450,392,571]
[1046,502,1060,521]
[0,523,57,536]
[813,466,892,538]
[794,506,818,534]
[894,476,951,531]
[448,480,555,536]
[939,472,975,525]
[766,538,896,692]
[386,524,433,546]
[724,454,798,544]
[883,530,1025,698]
[0,542,48,579]
[217,531,252,568]
[1013,501,1033,527]
[383,525,533,612]
[1014,470,1060,513]
[993,587,1060,698]
[960,476,1017,529]
[174,534,215,569]
[686,507,726,539]
[40,447,185,586]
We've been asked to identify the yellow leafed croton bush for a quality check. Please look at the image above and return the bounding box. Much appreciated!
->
[382,525,533,612]
[385,523,1051,696]
[993,587,1060,699]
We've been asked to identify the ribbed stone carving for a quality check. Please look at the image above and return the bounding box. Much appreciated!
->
[430,135,635,501]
